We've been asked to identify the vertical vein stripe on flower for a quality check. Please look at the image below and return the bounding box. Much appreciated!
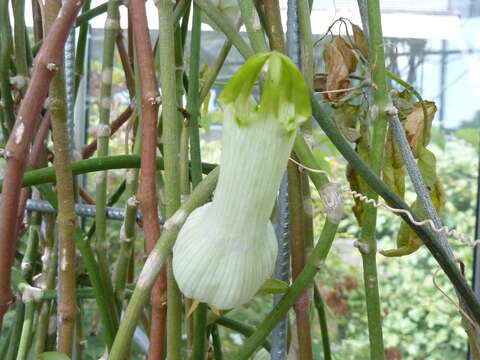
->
[172,52,311,309]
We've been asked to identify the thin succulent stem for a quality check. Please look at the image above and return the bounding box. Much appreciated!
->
[114,196,138,303]
[239,0,268,53]
[157,0,183,357]
[286,1,314,358]
[0,0,84,329]
[309,92,480,324]
[13,0,29,78]
[130,1,166,358]
[74,0,92,95]
[192,303,208,360]
[198,40,232,102]
[209,324,224,360]
[44,1,78,353]
[0,155,216,190]
[109,167,219,360]
[262,0,286,52]
[15,302,35,360]
[82,106,134,159]
[95,0,122,328]
[353,1,390,357]
[0,0,15,136]
[235,220,340,359]
[313,285,332,360]
[31,0,43,42]
[186,2,203,188]
[116,32,135,99]
[193,0,254,59]
[75,2,108,26]
[216,317,271,351]
[5,303,25,360]
[287,162,313,360]
[33,214,57,357]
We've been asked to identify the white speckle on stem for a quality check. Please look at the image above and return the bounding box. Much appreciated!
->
[101,68,113,84]
[61,248,68,271]
[96,171,107,184]
[22,285,44,303]
[164,209,187,231]
[137,250,164,289]
[96,124,111,138]
[46,63,58,71]
[101,97,111,110]
[319,184,344,223]
[14,123,25,144]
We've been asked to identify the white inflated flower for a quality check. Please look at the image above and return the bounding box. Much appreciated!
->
[172,52,311,309]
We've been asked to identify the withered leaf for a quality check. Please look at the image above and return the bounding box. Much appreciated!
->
[383,128,406,198]
[323,37,358,101]
[333,104,362,142]
[404,101,437,155]
[351,23,369,58]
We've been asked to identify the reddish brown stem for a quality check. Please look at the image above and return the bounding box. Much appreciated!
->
[15,112,52,238]
[81,105,133,159]
[129,2,166,359]
[288,161,313,360]
[0,0,84,328]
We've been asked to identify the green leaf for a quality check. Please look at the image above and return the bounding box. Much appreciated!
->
[256,278,289,295]
[39,352,71,360]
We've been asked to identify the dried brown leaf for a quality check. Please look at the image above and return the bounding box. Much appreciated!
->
[324,37,358,101]
[404,101,437,155]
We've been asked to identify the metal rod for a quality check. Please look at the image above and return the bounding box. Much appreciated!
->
[24,199,155,223]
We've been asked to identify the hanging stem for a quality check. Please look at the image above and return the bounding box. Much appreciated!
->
[129,1,165,359]
[0,0,84,329]
[44,1,79,354]
[157,0,182,358]
[0,0,15,136]
[94,0,122,329]
[353,1,390,358]
[33,214,57,357]
[313,285,332,360]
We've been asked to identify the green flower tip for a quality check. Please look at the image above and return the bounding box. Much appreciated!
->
[218,52,312,134]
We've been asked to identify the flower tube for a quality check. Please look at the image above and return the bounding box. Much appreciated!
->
[172,52,311,309]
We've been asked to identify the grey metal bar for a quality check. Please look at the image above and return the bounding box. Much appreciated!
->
[24,199,152,223]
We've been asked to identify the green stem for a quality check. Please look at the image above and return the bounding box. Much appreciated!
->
[353,2,391,358]
[15,303,35,360]
[109,167,219,360]
[95,0,122,330]
[5,303,25,360]
[309,92,480,325]
[192,303,208,360]
[45,1,78,353]
[216,317,271,351]
[235,220,339,359]
[187,3,203,187]
[193,0,254,59]
[198,40,232,102]
[209,324,224,360]
[239,0,268,53]
[0,0,15,135]
[1,155,215,190]
[13,0,29,77]
[313,285,331,360]
[33,214,57,357]
[75,2,108,26]
[74,0,92,96]
[157,0,182,357]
